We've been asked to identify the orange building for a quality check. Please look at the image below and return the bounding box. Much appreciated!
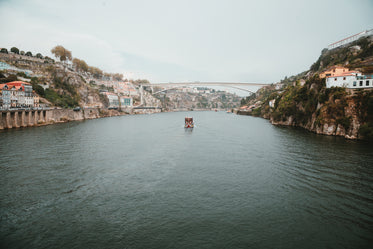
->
[319,66,350,78]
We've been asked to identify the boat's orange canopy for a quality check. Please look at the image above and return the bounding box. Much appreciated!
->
[185,117,193,122]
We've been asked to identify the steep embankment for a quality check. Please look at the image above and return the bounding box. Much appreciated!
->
[268,79,372,139]
[0,108,127,130]
[0,53,105,108]
[240,36,373,140]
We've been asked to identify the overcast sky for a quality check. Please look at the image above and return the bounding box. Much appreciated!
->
[1,0,372,84]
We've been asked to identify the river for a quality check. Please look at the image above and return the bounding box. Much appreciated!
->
[1,111,372,248]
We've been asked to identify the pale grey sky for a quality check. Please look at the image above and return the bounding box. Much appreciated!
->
[1,0,372,83]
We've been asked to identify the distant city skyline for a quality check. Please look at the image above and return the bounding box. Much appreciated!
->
[0,0,372,83]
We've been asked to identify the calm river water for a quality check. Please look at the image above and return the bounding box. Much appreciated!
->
[1,111,373,249]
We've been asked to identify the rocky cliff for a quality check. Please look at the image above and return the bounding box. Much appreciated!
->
[1,53,112,109]
[240,35,373,140]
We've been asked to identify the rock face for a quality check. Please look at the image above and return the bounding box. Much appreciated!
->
[268,93,364,139]
[239,79,373,140]
[0,53,108,108]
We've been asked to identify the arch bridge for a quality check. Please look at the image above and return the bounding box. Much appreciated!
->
[144,82,268,95]
[138,81,268,106]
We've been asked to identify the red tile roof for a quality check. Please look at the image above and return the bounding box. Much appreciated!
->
[6,81,31,86]
[0,83,8,89]
[0,83,26,90]
[326,71,360,78]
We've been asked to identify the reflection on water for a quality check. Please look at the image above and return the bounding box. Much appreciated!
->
[1,111,372,249]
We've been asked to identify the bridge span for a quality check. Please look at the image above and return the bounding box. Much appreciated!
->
[149,82,268,87]
[139,81,269,105]
[144,82,269,96]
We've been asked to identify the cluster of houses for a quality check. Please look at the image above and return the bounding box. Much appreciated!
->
[0,81,39,110]
[320,66,373,89]
[97,81,137,108]
[240,65,373,112]
[102,92,133,108]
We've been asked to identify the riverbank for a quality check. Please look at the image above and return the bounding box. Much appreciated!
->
[0,107,232,130]
[0,107,162,130]
[234,94,364,140]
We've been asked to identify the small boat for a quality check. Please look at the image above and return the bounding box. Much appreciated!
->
[185,117,194,128]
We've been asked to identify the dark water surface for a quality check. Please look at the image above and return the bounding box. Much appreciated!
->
[1,111,373,249]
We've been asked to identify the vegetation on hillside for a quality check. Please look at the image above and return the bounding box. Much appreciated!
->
[310,36,373,73]
[241,35,373,140]
[355,90,373,140]
[1,44,156,109]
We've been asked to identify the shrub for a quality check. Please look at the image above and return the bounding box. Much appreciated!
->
[332,87,347,99]
[318,91,328,103]
[336,116,351,131]
[252,107,262,116]
[10,47,19,54]
[295,86,308,102]
[359,123,373,141]
[315,116,324,127]
[44,88,79,108]
[272,111,282,122]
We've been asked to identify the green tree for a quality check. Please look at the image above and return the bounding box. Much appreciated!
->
[44,56,55,63]
[72,58,89,72]
[25,51,32,56]
[10,47,19,54]
[88,66,103,79]
[0,48,8,53]
[133,79,150,85]
[30,77,45,97]
[0,74,18,83]
[51,45,72,62]
[20,51,25,55]
[36,53,43,59]
[112,73,123,81]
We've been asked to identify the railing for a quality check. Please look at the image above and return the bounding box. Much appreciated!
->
[0,107,51,111]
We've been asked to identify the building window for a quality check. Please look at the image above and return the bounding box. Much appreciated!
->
[343,77,346,80]
[335,78,337,81]
[333,69,335,72]
[360,81,363,86]
[366,80,370,86]
[353,81,356,86]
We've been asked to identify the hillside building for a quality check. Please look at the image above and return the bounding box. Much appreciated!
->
[0,84,11,109]
[104,92,119,108]
[0,81,37,109]
[320,66,351,78]
[120,96,133,107]
[326,71,373,89]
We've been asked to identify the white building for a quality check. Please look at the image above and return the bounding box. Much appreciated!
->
[328,29,373,50]
[326,71,373,89]
[269,99,276,108]
[104,92,119,107]
[274,83,284,90]
[120,96,133,107]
